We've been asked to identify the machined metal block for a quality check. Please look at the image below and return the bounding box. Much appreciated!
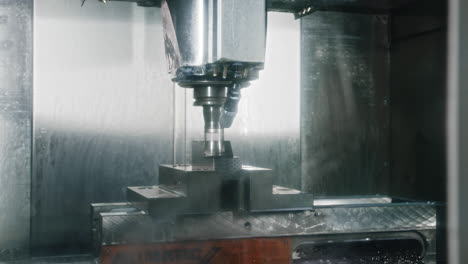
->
[241,167,314,212]
[158,165,223,213]
[157,164,314,214]
[240,166,273,211]
[129,166,223,216]
[270,185,314,210]
[127,186,188,217]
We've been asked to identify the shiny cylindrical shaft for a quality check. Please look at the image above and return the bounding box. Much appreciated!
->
[203,105,224,157]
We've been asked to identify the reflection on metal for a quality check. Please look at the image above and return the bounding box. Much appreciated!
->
[33,1,173,253]
[294,6,315,19]
[162,0,266,73]
[314,196,392,206]
[301,12,390,196]
[0,0,32,260]
[93,201,437,261]
[448,0,468,261]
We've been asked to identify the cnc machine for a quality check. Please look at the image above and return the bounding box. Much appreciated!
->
[91,1,439,263]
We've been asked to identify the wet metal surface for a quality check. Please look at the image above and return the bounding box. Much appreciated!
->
[313,196,392,206]
[300,12,390,196]
[32,0,173,254]
[0,0,33,260]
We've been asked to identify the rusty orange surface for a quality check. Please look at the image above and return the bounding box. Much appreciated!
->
[100,238,292,264]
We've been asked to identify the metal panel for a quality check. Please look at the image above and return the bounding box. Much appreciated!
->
[33,0,173,255]
[390,12,447,262]
[389,17,446,202]
[448,0,468,262]
[0,0,32,260]
[217,0,266,63]
[300,12,390,195]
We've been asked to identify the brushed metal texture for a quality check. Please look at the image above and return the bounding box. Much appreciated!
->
[0,0,33,260]
[32,0,173,254]
[300,12,390,195]
[162,0,266,72]
[98,203,436,244]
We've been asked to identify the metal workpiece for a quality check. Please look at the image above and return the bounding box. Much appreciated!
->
[127,186,192,216]
[129,165,229,216]
[128,158,312,218]
[91,202,148,223]
[241,167,314,212]
[135,164,226,215]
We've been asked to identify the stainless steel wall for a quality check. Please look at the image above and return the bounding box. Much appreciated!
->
[301,12,391,196]
[389,9,447,202]
[33,0,173,254]
[233,13,301,189]
[389,7,447,262]
[0,0,32,260]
